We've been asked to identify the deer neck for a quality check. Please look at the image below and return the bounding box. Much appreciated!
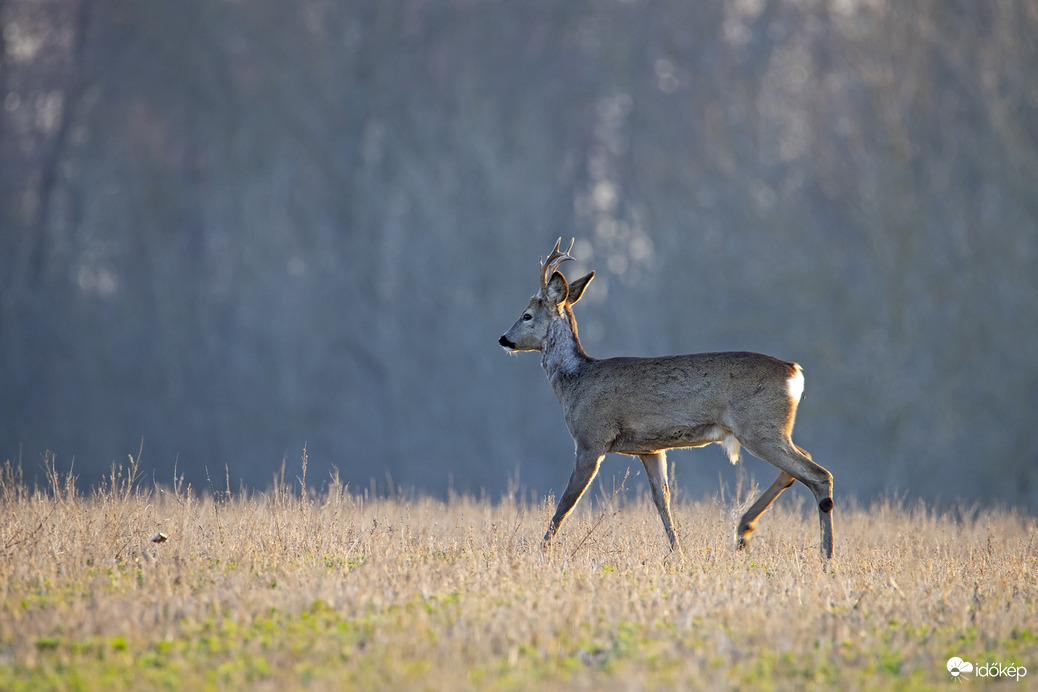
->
[542,309,591,394]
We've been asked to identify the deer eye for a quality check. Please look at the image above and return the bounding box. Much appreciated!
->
[522,313,533,321]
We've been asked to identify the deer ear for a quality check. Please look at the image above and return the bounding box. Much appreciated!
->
[544,271,569,304]
[567,271,594,305]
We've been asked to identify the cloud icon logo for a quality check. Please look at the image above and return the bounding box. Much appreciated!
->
[947,657,974,679]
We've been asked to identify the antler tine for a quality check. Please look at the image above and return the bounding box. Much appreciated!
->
[540,237,576,289]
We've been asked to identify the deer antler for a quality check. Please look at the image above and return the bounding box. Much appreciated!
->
[540,237,576,291]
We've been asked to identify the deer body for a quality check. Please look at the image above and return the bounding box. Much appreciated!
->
[500,239,834,559]
[548,350,798,456]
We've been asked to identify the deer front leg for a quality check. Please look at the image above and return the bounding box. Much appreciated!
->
[543,448,603,547]
[639,452,681,555]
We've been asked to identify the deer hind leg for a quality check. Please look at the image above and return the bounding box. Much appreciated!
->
[735,470,795,550]
[738,438,834,559]
[639,452,680,554]
[543,449,603,547]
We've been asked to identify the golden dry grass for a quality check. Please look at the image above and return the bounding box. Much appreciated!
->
[0,456,1035,691]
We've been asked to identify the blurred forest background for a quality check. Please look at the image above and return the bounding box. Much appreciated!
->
[2,0,1037,511]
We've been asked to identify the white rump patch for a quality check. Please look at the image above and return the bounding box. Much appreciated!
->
[787,365,805,403]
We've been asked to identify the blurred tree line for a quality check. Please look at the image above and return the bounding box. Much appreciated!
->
[2,0,1036,510]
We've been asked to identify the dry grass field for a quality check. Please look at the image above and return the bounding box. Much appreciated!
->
[1,456,1035,691]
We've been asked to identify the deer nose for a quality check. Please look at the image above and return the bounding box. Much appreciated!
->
[499,335,515,349]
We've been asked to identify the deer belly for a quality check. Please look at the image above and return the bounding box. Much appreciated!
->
[610,423,736,456]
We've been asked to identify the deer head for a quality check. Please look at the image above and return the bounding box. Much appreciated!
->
[499,238,594,352]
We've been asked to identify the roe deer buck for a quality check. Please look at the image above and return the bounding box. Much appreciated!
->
[499,239,834,559]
